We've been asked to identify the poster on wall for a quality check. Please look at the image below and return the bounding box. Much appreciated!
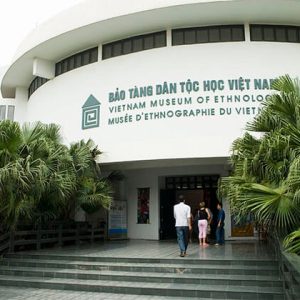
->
[137,187,150,224]
[108,200,127,239]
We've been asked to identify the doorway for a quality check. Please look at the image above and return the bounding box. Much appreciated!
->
[159,174,219,240]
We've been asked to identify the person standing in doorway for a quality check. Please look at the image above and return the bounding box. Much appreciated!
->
[215,202,225,245]
[197,202,210,247]
[174,195,192,257]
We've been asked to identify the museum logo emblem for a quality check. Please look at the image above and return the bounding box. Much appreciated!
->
[82,95,101,130]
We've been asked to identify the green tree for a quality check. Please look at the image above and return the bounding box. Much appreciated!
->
[0,120,112,230]
[219,75,300,254]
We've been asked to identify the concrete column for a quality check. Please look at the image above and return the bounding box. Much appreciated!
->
[244,23,251,42]
[166,28,172,47]
[98,44,102,61]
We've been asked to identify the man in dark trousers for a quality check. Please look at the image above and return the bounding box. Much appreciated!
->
[215,202,225,245]
[173,195,192,257]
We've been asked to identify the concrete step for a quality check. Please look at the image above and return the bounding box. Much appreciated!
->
[0,257,279,276]
[4,253,278,266]
[0,286,217,300]
[0,274,284,299]
[0,265,282,287]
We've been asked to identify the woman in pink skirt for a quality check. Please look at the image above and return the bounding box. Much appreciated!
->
[197,202,211,246]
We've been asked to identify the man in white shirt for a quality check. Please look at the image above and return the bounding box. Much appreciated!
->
[173,195,192,257]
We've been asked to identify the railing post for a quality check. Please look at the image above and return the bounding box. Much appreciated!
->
[76,223,80,246]
[36,223,41,250]
[9,230,15,253]
[58,224,63,247]
[91,227,95,243]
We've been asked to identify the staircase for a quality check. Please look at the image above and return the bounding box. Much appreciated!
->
[0,253,283,299]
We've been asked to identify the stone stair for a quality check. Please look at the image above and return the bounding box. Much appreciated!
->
[0,253,284,299]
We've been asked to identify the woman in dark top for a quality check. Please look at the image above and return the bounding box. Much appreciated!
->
[197,202,211,246]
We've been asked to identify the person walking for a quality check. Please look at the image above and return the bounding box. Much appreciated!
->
[197,202,210,247]
[215,202,225,245]
[174,195,192,257]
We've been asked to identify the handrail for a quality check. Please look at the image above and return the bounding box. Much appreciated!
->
[0,222,105,255]
[268,230,300,300]
[0,231,9,255]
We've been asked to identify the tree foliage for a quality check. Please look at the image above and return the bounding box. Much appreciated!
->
[219,75,300,254]
[0,121,112,230]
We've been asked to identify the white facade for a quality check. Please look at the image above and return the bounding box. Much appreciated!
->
[2,0,300,240]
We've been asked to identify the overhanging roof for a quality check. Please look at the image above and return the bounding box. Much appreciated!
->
[2,0,300,98]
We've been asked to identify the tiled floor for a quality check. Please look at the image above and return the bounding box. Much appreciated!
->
[21,239,276,260]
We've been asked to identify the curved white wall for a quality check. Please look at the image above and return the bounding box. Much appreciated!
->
[3,0,300,98]
[3,1,300,240]
[25,40,300,163]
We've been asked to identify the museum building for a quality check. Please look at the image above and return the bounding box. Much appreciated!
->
[1,0,300,240]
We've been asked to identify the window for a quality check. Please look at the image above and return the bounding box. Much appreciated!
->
[185,30,196,44]
[250,26,263,41]
[154,32,166,47]
[165,175,219,190]
[264,27,275,41]
[75,55,82,68]
[82,51,90,65]
[90,48,98,62]
[232,27,244,41]
[172,30,184,45]
[28,76,48,98]
[196,29,209,43]
[55,47,98,76]
[69,56,75,70]
[220,27,231,42]
[250,25,300,43]
[7,105,15,121]
[0,105,6,121]
[144,35,154,49]
[209,28,220,42]
[275,28,286,42]
[123,40,132,54]
[133,37,143,52]
[112,42,122,57]
[172,25,245,46]
[102,31,167,60]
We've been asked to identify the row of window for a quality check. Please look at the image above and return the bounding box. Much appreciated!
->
[172,25,245,45]
[28,76,48,98]
[55,47,98,76]
[102,31,166,60]
[250,25,300,43]
[172,24,300,45]
[0,105,15,121]
[165,175,219,190]
[28,24,300,97]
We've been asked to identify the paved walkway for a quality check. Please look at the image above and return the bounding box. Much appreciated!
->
[20,239,276,260]
[0,240,276,299]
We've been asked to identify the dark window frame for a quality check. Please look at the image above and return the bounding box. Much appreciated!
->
[28,76,49,98]
[55,47,98,76]
[172,25,245,46]
[102,31,167,60]
[250,24,300,43]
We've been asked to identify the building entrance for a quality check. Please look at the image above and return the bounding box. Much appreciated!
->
[159,175,219,240]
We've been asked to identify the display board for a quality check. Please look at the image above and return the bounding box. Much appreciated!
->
[108,200,127,239]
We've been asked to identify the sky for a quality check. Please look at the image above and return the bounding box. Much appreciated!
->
[0,0,82,68]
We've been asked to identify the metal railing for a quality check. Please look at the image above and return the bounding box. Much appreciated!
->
[0,222,105,255]
[268,231,300,300]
